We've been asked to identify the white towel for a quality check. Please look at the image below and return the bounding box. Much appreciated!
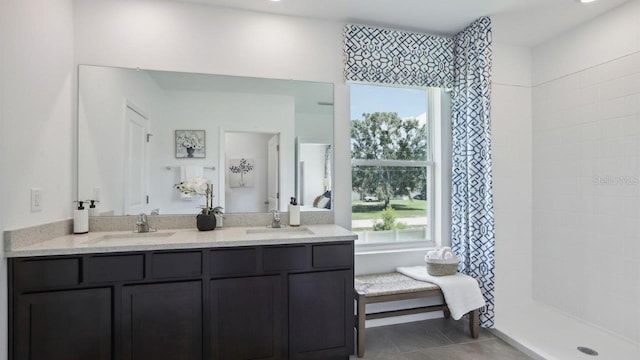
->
[179,166,203,200]
[425,247,456,261]
[396,265,486,320]
[442,248,456,260]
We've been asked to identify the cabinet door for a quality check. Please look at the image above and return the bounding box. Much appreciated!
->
[289,270,353,360]
[122,281,202,360]
[14,288,111,360]
[210,276,282,360]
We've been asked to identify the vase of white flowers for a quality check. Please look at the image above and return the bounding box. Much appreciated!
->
[174,178,216,231]
[177,133,203,158]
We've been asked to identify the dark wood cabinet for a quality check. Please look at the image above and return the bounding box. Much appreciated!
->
[14,288,112,360]
[210,276,282,360]
[289,270,353,359]
[122,281,202,360]
[9,241,354,360]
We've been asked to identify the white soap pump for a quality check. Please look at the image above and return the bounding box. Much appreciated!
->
[288,197,300,227]
[88,199,99,217]
[73,201,89,234]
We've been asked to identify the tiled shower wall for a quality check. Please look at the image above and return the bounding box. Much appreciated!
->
[532,51,640,343]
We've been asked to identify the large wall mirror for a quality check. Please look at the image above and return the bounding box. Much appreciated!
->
[77,65,333,216]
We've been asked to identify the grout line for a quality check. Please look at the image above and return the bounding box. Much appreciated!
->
[533,49,640,87]
[437,330,458,344]
[494,82,532,88]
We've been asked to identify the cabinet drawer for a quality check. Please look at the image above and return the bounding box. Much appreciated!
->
[313,243,353,269]
[13,258,80,290]
[210,248,257,276]
[85,254,144,283]
[263,246,307,272]
[152,252,202,279]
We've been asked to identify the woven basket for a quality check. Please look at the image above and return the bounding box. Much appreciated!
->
[425,258,458,276]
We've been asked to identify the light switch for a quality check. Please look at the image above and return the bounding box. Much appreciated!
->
[31,188,43,212]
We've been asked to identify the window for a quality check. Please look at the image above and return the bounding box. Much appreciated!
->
[350,84,435,250]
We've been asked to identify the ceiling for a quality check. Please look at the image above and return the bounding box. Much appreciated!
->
[176,0,630,46]
[148,69,334,115]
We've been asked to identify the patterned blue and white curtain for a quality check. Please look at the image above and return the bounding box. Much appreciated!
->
[344,24,454,88]
[451,17,495,328]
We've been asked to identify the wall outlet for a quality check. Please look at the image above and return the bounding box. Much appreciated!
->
[31,188,43,212]
[93,187,101,201]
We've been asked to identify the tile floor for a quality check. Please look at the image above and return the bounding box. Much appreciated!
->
[350,318,534,360]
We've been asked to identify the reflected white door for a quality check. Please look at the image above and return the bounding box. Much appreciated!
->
[267,135,279,212]
[124,106,149,215]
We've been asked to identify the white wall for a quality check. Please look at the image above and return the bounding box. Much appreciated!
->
[490,43,534,326]
[78,66,167,215]
[533,1,640,86]
[532,0,640,344]
[296,113,333,144]
[1,0,75,229]
[0,0,76,358]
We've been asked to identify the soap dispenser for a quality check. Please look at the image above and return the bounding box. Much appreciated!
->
[73,201,89,234]
[88,200,99,217]
[289,197,300,227]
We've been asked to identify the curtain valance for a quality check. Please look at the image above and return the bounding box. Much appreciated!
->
[343,24,454,88]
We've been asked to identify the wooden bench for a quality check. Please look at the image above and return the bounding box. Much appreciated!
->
[354,272,479,358]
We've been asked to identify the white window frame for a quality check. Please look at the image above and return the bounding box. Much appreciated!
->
[350,86,440,252]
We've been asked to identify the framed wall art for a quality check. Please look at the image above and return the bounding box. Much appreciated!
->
[175,130,205,158]
[228,158,255,187]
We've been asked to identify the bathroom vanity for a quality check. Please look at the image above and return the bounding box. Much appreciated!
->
[6,225,356,360]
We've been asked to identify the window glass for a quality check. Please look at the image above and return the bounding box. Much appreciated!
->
[350,84,433,248]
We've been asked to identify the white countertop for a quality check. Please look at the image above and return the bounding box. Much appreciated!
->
[5,224,357,258]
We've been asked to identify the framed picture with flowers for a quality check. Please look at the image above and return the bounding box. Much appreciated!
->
[228,158,255,187]
[175,130,205,158]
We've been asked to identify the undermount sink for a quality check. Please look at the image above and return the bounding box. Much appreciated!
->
[246,227,314,235]
[89,232,176,245]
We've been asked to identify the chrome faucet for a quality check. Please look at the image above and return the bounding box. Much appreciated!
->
[271,209,282,228]
[135,213,156,233]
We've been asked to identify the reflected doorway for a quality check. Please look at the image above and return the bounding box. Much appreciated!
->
[224,132,280,213]
[124,105,150,215]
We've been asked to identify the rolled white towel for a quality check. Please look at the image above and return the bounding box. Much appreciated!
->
[426,247,456,261]
[425,250,439,261]
[442,248,456,260]
[442,247,454,258]
[424,247,459,262]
